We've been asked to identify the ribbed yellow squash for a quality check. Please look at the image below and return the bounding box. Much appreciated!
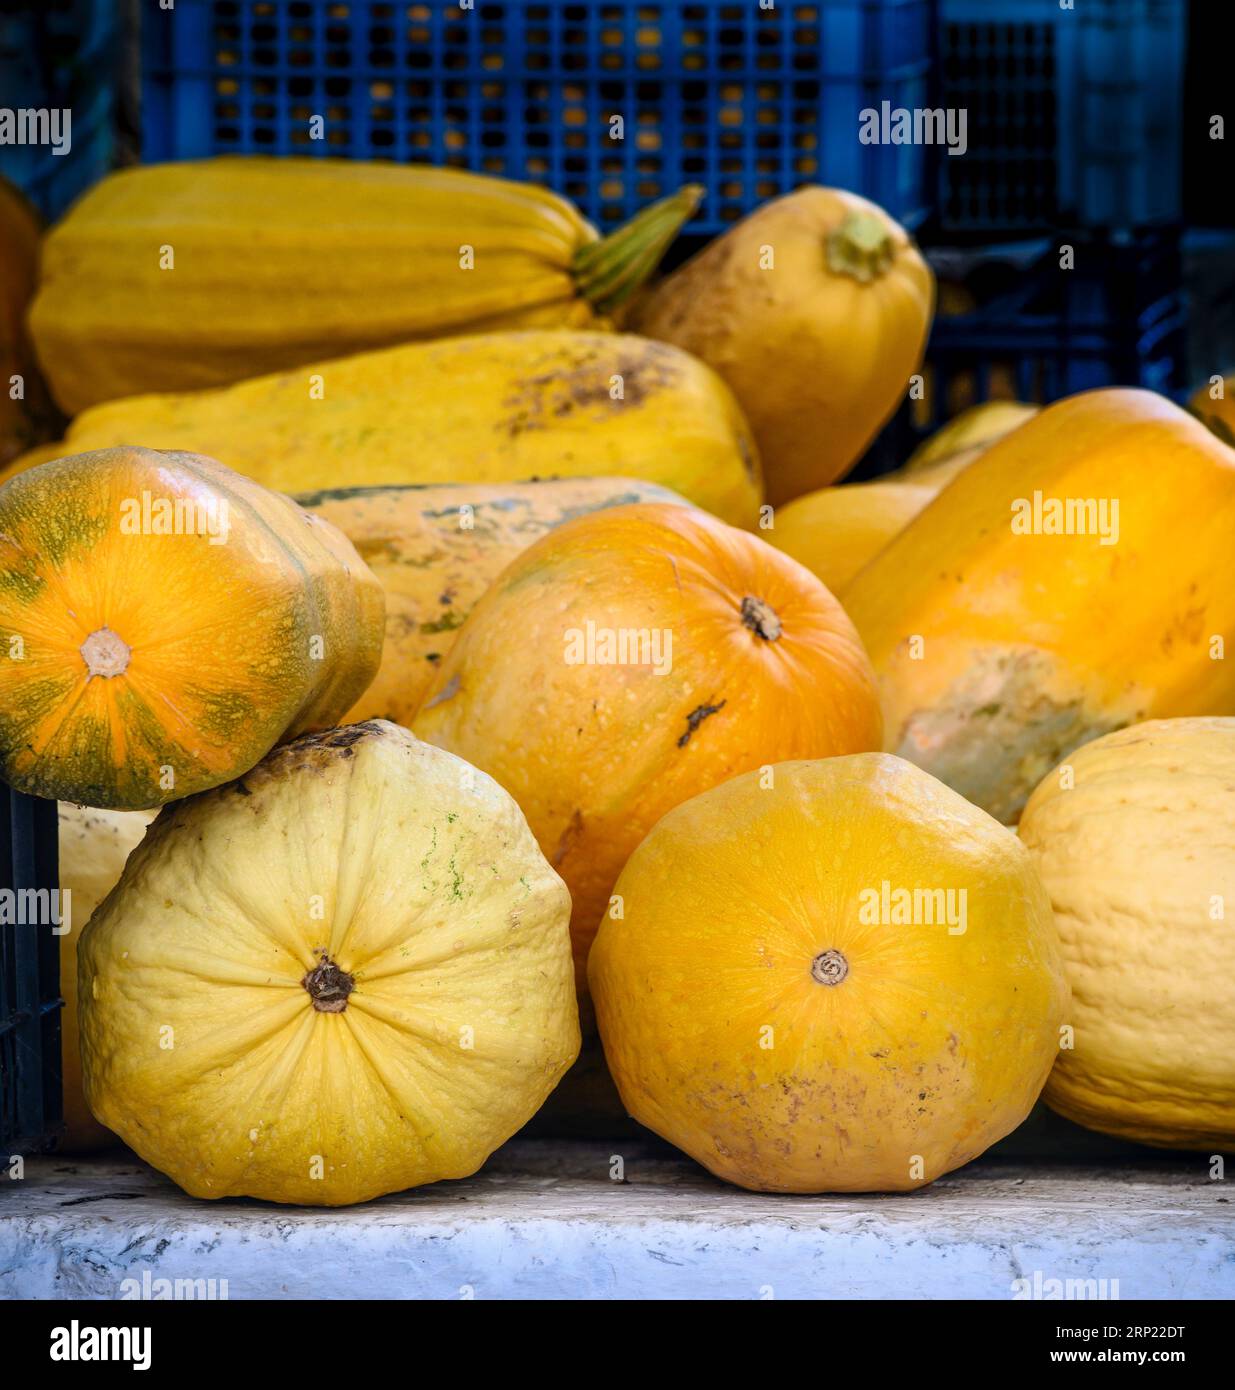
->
[1019,719,1235,1149]
[300,477,689,725]
[632,187,934,503]
[767,478,936,595]
[0,447,385,808]
[589,754,1068,1192]
[79,721,580,1206]
[844,389,1235,824]
[29,157,700,414]
[6,332,761,527]
[57,803,155,1151]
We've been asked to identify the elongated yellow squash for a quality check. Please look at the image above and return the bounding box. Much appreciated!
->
[29,157,700,413]
[844,389,1235,824]
[7,331,761,526]
[299,477,690,725]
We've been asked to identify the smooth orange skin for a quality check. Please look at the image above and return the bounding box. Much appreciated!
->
[590,754,1069,1193]
[412,503,882,998]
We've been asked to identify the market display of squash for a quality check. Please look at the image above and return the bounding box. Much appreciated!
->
[29,157,701,413]
[0,175,60,467]
[4,331,761,528]
[631,186,935,504]
[589,754,1069,1192]
[299,477,689,725]
[78,720,580,1205]
[56,802,155,1151]
[1018,718,1235,1150]
[900,400,1039,473]
[844,389,1235,824]
[0,447,385,808]
[412,502,883,998]
[766,477,937,595]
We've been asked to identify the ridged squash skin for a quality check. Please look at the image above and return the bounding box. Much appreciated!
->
[768,478,936,595]
[589,754,1069,1193]
[0,447,385,809]
[413,502,883,1000]
[0,177,60,466]
[57,803,155,1151]
[844,389,1235,824]
[28,158,697,414]
[299,478,689,725]
[1018,718,1235,1149]
[79,721,580,1206]
[7,331,762,527]
[632,187,934,504]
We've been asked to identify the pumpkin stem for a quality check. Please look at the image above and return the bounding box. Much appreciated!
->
[811,949,849,986]
[825,210,896,284]
[303,953,355,1013]
[80,627,131,678]
[571,185,703,315]
[740,596,782,641]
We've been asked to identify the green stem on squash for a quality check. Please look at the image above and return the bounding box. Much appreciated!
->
[826,209,897,284]
[572,185,704,315]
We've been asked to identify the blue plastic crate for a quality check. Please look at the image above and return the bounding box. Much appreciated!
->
[0,0,118,220]
[141,0,933,233]
[938,0,1186,233]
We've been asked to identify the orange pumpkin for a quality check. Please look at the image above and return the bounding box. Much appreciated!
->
[0,447,384,808]
[412,502,882,997]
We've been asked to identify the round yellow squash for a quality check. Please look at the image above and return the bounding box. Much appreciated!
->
[1018,718,1235,1149]
[57,803,155,1151]
[901,400,1039,473]
[79,720,579,1205]
[631,186,934,504]
[589,754,1069,1193]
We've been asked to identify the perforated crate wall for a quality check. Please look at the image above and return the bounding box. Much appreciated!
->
[938,0,1186,234]
[0,792,61,1163]
[141,0,933,233]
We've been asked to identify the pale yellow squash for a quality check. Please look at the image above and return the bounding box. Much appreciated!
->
[79,721,579,1205]
[1019,718,1235,1150]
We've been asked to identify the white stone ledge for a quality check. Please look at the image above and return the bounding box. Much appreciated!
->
[2,1141,1232,1300]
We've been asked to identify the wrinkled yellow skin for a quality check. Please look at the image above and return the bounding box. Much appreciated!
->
[590,754,1068,1193]
[1019,718,1235,1149]
[57,803,155,1151]
[7,332,762,528]
[632,186,934,504]
[845,389,1235,824]
[30,158,601,413]
[300,477,689,725]
[767,478,936,595]
[902,400,1038,472]
[79,721,579,1206]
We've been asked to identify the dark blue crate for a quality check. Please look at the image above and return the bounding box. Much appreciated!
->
[0,0,119,220]
[0,791,62,1163]
[141,0,933,233]
[938,0,1186,234]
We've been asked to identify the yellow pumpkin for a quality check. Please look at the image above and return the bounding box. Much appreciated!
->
[5,332,761,528]
[29,157,699,413]
[844,389,1235,824]
[57,803,155,1151]
[589,754,1068,1192]
[0,447,384,808]
[413,502,882,999]
[767,478,936,595]
[299,477,689,725]
[631,186,934,503]
[79,721,579,1206]
[1018,718,1235,1149]
[901,401,1039,473]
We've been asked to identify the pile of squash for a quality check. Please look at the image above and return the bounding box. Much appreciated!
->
[3,158,1233,1207]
